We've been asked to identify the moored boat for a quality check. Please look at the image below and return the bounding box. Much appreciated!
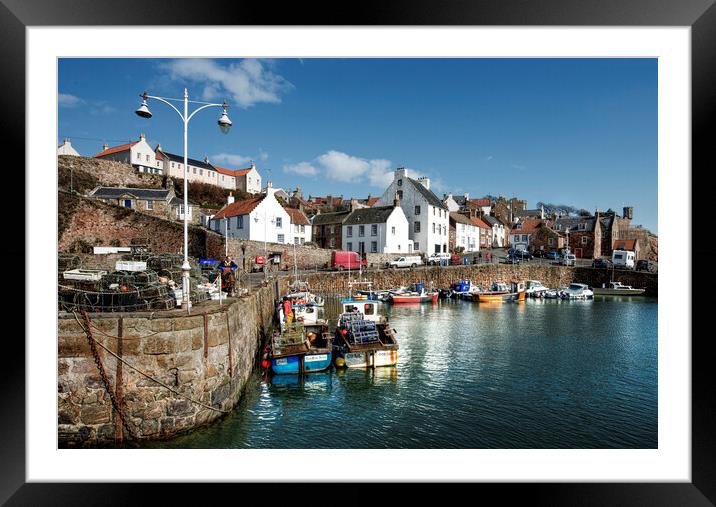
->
[560,283,595,299]
[525,280,550,298]
[472,281,526,303]
[264,320,333,374]
[387,283,438,303]
[449,279,481,299]
[592,281,645,296]
[333,298,399,368]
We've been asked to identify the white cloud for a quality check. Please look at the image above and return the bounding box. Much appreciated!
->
[316,150,371,182]
[284,162,319,177]
[211,153,253,166]
[161,58,293,108]
[58,93,83,107]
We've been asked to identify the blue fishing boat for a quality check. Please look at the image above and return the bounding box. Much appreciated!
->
[449,279,481,299]
[264,320,333,374]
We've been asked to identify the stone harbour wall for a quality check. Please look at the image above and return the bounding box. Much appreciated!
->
[57,281,283,447]
[296,263,658,296]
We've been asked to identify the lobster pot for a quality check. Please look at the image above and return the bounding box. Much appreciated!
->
[346,320,380,344]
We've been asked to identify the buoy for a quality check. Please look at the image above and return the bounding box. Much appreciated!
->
[335,357,346,367]
[341,329,348,336]
[261,359,270,369]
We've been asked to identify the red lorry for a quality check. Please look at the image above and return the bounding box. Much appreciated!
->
[332,250,368,270]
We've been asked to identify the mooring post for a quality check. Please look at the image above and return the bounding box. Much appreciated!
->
[115,317,124,445]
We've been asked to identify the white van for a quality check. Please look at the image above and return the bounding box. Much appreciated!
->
[612,249,635,269]
[387,255,424,268]
[426,252,451,265]
[561,253,576,266]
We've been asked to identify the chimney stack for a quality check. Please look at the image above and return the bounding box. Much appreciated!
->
[102,143,109,151]
[417,177,431,190]
[350,198,359,211]
[204,155,209,164]
[227,192,235,205]
[139,133,146,141]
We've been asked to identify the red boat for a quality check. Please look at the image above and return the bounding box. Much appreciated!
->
[387,283,439,304]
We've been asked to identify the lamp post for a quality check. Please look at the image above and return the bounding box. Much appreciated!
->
[135,89,232,313]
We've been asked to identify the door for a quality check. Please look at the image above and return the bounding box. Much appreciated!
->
[123,199,132,208]
[574,248,583,258]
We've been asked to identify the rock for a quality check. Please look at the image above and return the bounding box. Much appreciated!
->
[166,399,193,416]
[80,404,111,425]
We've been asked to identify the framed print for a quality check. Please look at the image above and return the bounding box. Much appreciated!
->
[5,0,714,504]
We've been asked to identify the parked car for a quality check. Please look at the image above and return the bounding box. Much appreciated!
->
[332,250,367,270]
[427,252,451,265]
[510,249,533,260]
[636,260,657,273]
[560,253,577,266]
[544,251,562,261]
[592,258,613,269]
[503,255,521,264]
[450,254,463,265]
[532,250,544,258]
[387,255,423,269]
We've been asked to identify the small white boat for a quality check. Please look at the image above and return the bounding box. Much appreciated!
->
[592,281,645,296]
[525,280,550,298]
[560,283,594,300]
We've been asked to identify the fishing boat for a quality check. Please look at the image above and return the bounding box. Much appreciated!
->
[386,283,439,303]
[264,320,333,374]
[592,281,645,296]
[471,281,526,303]
[285,280,325,307]
[448,279,481,299]
[525,280,550,298]
[333,298,399,368]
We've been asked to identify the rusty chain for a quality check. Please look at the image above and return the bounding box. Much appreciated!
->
[80,310,140,442]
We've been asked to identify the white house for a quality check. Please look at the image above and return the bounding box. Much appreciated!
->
[450,212,480,252]
[483,215,508,247]
[373,168,449,254]
[284,207,312,245]
[210,183,291,244]
[342,199,412,254]
[155,148,220,186]
[57,138,81,156]
[211,162,262,194]
[95,133,163,174]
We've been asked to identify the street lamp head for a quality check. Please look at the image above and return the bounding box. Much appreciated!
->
[217,101,232,134]
[135,92,152,119]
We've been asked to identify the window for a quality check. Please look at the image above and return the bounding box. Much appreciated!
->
[301,225,305,233]
[145,200,153,210]
[276,234,284,243]
[432,223,436,233]
[581,236,588,244]
[433,207,436,216]
[227,217,231,230]
[397,190,403,200]
[578,223,586,230]
[397,179,402,186]
[171,162,175,168]
[359,242,365,254]
[347,242,352,251]
[522,234,528,242]
[391,226,395,235]
[371,241,378,253]
[294,237,300,245]
[414,221,421,233]
[146,154,150,162]
[359,225,365,237]
[193,167,196,174]
[136,152,141,160]
[276,217,282,228]
[415,205,421,215]
[294,225,299,233]
[329,238,335,248]
[548,238,554,246]
[347,226,353,237]
[414,242,419,251]
[199,169,203,176]
[330,225,335,234]
[371,224,377,236]
[237,216,243,229]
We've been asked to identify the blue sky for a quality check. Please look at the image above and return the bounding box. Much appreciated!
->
[58,58,657,232]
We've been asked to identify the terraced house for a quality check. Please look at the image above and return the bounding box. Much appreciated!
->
[341,197,412,254]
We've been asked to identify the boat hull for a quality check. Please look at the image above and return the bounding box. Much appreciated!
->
[390,293,438,303]
[271,352,333,374]
[592,288,645,295]
[474,291,526,303]
[340,349,398,368]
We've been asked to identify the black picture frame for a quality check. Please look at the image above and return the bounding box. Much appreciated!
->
[5,0,713,504]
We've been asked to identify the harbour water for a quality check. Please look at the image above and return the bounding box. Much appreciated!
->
[147,295,657,449]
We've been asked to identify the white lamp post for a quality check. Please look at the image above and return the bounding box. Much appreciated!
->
[136,89,232,313]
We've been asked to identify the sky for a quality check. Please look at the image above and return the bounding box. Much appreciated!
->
[58,58,658,232]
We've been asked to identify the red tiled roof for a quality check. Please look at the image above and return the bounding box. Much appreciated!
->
[212,165,253,177]
[470,217,491,229]
[284,207,311,226]
[367,197,380,207]
[613,239,637,251]
[212,196,265,220]
[511,218,542,235]
[94,142,138,158]
[469,198,491,207]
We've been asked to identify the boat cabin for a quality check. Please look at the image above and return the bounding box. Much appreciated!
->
[340,299,383,323]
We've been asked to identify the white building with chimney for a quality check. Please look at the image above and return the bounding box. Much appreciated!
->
[342,197,412,254]
[373,168,449,254]
[209,183,291,244]
[57,138,81,156]
[94,133,163,174]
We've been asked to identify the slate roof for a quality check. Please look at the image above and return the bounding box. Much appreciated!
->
[482,215,504,228]
[555,216,596,232]
[158,150,214,170]
[212,195,265,219]
[407,178,448,209]
[343,206,396,225]
[90,187,169,200]
[452,195,469,207]
[168,196,198,207]
[514,209,543,218]
[311,211,351,226]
